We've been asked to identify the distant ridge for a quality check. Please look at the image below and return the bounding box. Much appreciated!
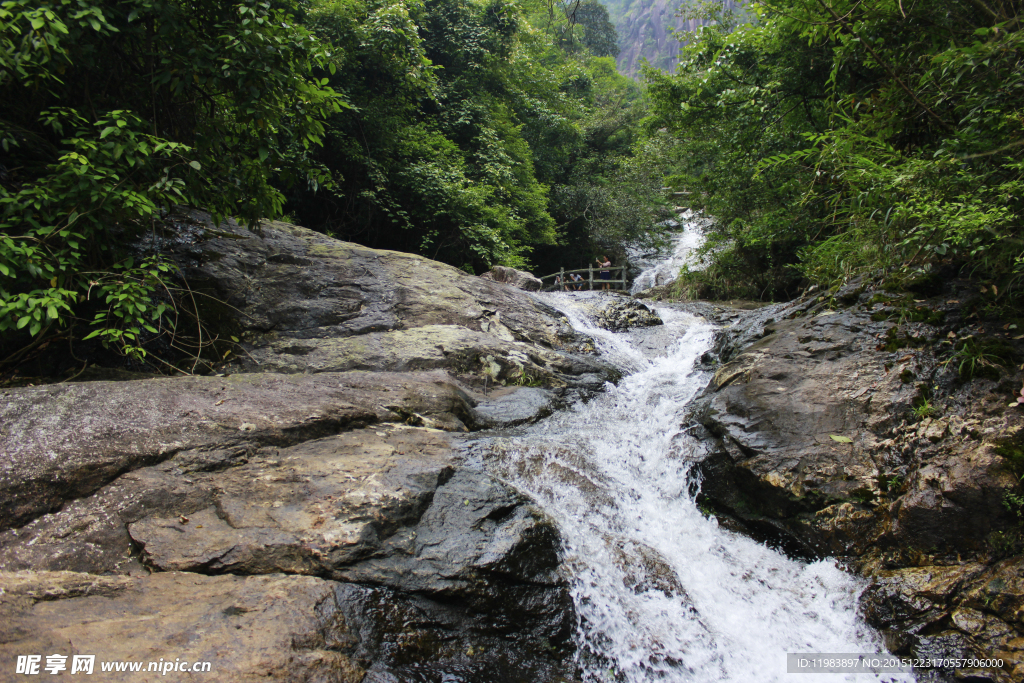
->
[600,0,746,78]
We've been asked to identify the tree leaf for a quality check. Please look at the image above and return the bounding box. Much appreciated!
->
[829,435,854,443]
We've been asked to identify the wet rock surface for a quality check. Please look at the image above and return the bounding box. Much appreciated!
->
[687,282,1024,680]
[0,216,612,682]
[478,265,543,292]
[0,571,367,682]
[0,370,479,532]
[162,210,613,390]
[861,558,1024,683]
[0,386,576,681]
[0,569,573,683]
[594,297,663,332]
[471,386,560,428]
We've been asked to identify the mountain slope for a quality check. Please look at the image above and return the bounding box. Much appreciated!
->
[601,0,745,77]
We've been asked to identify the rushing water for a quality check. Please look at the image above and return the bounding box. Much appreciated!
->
[629,212,709,294]
[478,288,913,683]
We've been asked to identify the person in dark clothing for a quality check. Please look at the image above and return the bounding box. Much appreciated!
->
[596,256,611,290]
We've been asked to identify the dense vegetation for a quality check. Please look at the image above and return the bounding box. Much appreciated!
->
[0,0,663,374]
[647,0,1024,302]
[5,0,1022,375]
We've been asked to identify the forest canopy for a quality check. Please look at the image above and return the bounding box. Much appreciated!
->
[647,0,1024,302]
[0,0,664,373]
[6,0,1021,375]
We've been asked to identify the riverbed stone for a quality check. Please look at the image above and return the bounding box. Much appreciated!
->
[0,422,575,680]
[1,423,562,595]
[471,386,560,428]
[0,566,575,682]
[691,295,1021,558]
[158,210,612,389]
[861,558,1024,683]
[478,265,543,291]
[595,298,664,331]
[243,323,612,390]
[684,282,1024,675]
[0,570,366,682]
[0,370,483,532]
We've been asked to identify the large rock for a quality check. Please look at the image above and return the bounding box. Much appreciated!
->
[861,559,1024,683]
[691,295,1020,558]
[158,210,610,388]
[0,383,575,680]
[3,419,565,589]
[0,370,477,531]
[478,265,543,291]
[685,284,1024,677]
[595,297,663,332]
[0,571,366,682]
[0,569,575,682]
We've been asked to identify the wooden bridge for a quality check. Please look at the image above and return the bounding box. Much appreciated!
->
[538,266,627,292]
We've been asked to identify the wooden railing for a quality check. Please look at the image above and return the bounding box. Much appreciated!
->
[538,266,627,292]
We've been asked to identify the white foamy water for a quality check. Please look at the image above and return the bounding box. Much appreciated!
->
[481,285,912,682]
[629,213,708,294]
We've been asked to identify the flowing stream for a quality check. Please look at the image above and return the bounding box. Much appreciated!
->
[628,212,709,294]
[474,285,914,682]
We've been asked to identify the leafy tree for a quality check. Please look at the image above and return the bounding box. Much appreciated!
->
[290,0,559,272]
[646,0,832,298]
[764,0,1024,296]
[648,0,1024,302]
[0,0,341,370]
[547,0,620,56]
[291,0,664,276]
[573,1,619,57]
[1,0,673,379]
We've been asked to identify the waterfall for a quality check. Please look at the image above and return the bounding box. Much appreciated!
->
[629,212,709,295]
[477,286,913,681]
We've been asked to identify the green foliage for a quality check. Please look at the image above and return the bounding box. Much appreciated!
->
[292,0,663,275]
[290,0,558,270]
[550,0,619,57]
[946,336,1018,381]
[2,0,669,374]
[994,454,1024,557]
[1003,487,1024,522]
[646,0,1024,302]
[80,257,176,360]
[876,473,903,494]
[1,0,342,368]
[995,443,1024,480]
[911,400,937,420]
[645,0,833,299]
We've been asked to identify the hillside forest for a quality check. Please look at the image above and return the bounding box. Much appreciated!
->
[2,0,1023,376]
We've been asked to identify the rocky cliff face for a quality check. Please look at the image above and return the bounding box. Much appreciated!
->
[683,281,1024,682]
[0,211,615,681]
[601,0,745,77]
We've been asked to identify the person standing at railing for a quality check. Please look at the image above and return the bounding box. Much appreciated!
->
[596,256,612,290]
